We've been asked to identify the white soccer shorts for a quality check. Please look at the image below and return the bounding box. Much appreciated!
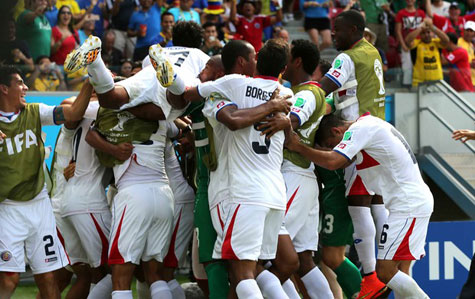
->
[0,195,69,274]
[212,203,284,261]
[283,172,320,253]
[61,211,111,268]
[377,215,430,261]
[345,162,374,196]
[164,202,194,268]
[108,182,174,265]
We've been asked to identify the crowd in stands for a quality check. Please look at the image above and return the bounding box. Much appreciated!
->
[2,0,475,92]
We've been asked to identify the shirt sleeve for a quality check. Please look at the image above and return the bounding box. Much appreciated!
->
[197,74,244,104]
[410,38,421,50]
[290,90,317,126]
[128,12,138,30]
[83,101,100,120]
[202,93,236,126]
[39,104,57,126]
[395,11,403,23]
[324,53,354,88]
[166,121,180,138]
[261,15,272,28]
[332,121,371,160]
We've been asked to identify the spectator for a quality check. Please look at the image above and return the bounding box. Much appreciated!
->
[0,19,35,75]
[431,0,450,16]
[76,0,107,37]
[26,55,67,91]
[51,5,80,66]
[128,0,162,61]
[168,0,201,24]
[16,0,52,61]
[45,0,59,26]
[273,25,289,41]
[56,0,86,21]
[66,67,88,90]
[230,0,282,52]
[201,22,225,55]
[150,12,175,47]
[442,32,475,91]
[360,0,391,52]
[300,0,331,50]
[78,14,96,44]
[405,17,449,87]
[448,2,475,36]
[192,0,209,14]
[119,59,134,77]
[364,27,388,72]
[395,0,426,86]
[457,21,475,87]
[109,0,139,59]
[102,30,124,69]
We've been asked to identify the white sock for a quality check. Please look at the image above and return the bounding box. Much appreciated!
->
[111,290,133,299]
[87,53,114,94]
[150,280,172,299]
[301,266,333,299]
[87,274,112,299]
[236,279,264,299]
[168,71,186,95]
[136,280,151,299]
[348,206,377,274]
[282,279,300,299]
[89,283,96,293]
[371,204,389,244]
[256,270,289,299]
[167,279,185,299]
[387,271,429,298]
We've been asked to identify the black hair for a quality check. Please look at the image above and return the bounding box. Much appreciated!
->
[172,21,204,48]
[237,0,261,14]
[57,5,79,44]
[0,65,21,86]
[161,11,174,22]
[318,59,332,76]
[257,39,289,78]
[291,39,320,75]
[337,10,365,33]
[221,40,253,73]
[447,32,458,44]
[315,114,346,146]
[202,22,217,30]
[35,55,50,65]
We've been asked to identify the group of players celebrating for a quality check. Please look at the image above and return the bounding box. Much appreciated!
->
[0,9,433,299]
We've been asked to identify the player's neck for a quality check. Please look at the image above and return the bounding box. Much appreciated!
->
[0,98,19,113]
[291,71,312,86]
[405,5,416,11]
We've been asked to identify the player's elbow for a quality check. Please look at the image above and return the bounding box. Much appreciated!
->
[326,159,344,171]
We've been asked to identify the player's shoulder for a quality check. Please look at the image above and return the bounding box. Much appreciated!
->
[278,84,294,97]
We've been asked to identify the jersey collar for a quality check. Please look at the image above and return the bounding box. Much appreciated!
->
[350,38,365,50]
[255,75,279,81]
[299,81,321,87]
[357,112,371,120]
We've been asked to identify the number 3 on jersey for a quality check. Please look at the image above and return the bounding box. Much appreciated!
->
[252,123,271,154]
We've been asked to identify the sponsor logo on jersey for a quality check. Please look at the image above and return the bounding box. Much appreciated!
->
[291,107,301,113]
[45,257,58,263]
[217,101,225,109]
[0,130,39,155]
[331,70,341,78]
[334,59,343,69]
[254,22,261,29]
[337,143,346,149]
[294,97,306,108]
[111,112,135,132]
[343,131,352,141]
[354,238,362,244]
[1,251,12,262]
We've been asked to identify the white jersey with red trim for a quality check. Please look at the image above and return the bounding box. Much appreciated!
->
[333,115,433,216]
[164,139,195,204]
[198,74,294,210]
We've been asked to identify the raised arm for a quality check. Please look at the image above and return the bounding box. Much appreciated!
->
[405,26,423,48]
[126,103,166,121]
[54,81,93,123]
[230,0,239,26]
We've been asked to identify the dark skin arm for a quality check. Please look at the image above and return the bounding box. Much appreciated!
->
[85,128,134,161]
[126,103,166,121]
[319,76,340,96]
[54,81,93,124]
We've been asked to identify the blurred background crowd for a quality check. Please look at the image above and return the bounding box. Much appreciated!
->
[2,0,475,92]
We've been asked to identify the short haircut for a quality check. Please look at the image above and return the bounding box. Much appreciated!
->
[337,10,365,33]
[447,32,458,44]
[221,40,253,73]
[315,113,346,146]
[35,55,50,65]
[172,21,204,48]
[0,65,20,86]
[202,22,216,30]
[318,59,332,76]
[257,39,290,78]
[291,39,320,75]
[161,11,174,22]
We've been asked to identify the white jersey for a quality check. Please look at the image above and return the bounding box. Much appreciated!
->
[281,87,320,178]
[118,47,209,120]
[333,114,434,216]
[198,74,293,210]
[61,102,109,217]
[164,123,194,204]
[202,97,234,209]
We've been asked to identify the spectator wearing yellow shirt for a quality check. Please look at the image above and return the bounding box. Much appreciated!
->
[26,56,67,91]
[457,21,475,87]
[406,17,449,87]
[56,0,96,22]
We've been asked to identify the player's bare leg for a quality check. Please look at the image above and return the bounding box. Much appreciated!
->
[142,260,172,298]
[269,234,299,282]
[111,263,136,291]
[66,263,92,299]
[0,272,20,298]
[376,260,428,298]
[34,271,61,299]
[54,267,73,293]
[228,260,263,299]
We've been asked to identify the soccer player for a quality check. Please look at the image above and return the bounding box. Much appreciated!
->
[0,65,93,298]
[319,10,388,298]
[285,113,433,299]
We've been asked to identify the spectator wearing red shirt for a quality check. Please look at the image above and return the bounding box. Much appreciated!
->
[448,2,475,37]
[51,5,79,65]
[395,0,426,85]
[230,0,282,52]
[442,32,475,91]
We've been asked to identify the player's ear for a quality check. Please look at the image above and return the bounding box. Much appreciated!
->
[0,84,9,96]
